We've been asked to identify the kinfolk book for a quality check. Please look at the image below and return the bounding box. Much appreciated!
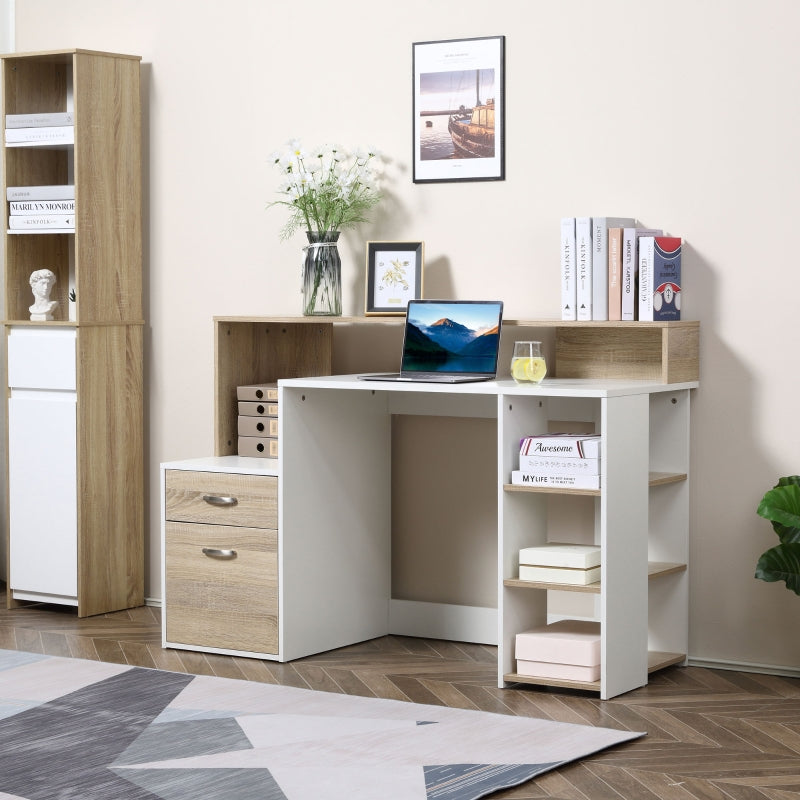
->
[560,217,577,320]
[575,217,593,320]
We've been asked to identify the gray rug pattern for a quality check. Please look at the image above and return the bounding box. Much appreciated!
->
[0,649,642,799]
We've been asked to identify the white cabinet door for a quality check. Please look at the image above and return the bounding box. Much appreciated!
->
[8,393,78,600]
[7,327,78,601]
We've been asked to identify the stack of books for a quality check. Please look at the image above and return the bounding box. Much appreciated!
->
[518,542,601,585]
[515,619,601,682]
[511,433,601,490]
[4,111,74,146]
[237,383,278,458]
[7,184,75,232]
[561,217,681,322]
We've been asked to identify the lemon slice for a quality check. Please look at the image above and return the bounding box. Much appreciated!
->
[511,357,547,383]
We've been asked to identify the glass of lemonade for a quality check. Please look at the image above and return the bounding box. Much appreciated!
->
[511,341,547,385]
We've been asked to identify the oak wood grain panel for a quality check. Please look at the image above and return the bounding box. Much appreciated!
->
[165,522,278,654]
[76,323,144,616]
[165,470,278,529]
[73,51,142,323]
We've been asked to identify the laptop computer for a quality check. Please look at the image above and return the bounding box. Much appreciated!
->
[359,299,504,383]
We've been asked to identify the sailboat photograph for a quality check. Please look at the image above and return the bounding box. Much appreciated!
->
[413,35,505,183]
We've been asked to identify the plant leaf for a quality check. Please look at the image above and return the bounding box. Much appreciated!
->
[755,543,800,595]
[756,481,800,542]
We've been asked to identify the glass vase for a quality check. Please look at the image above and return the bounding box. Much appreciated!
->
[302,231,342,316]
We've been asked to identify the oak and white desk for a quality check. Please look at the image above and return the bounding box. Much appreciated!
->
[164,368,697,699]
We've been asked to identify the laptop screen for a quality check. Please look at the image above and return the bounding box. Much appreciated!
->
[400,300,504,376]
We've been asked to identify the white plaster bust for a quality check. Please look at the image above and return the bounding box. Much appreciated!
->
[29,268,59,321]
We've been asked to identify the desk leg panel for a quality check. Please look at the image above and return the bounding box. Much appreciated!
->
[280,386,391,660]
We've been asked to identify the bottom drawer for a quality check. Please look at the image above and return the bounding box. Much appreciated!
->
[165,521,278,654]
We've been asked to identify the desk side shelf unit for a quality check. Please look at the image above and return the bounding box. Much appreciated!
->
[161,316,697,700]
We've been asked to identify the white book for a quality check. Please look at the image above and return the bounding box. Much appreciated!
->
[621,228,662,320]
[9,199,75,215]
[560,217,576,320]
[518,454,600,475]
[5,111,74,128]
[511,471,601,490]
[519,434,601,459]
[7,185,75,201]
[638,236,656,321]
[591,217,636,320]
[575,217,593,320]
[5,125,74,145]
[519,543,601,569]
[8,214,74,230]
[518,564,601,585]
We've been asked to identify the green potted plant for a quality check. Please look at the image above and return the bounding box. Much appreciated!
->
[755,476,800,594]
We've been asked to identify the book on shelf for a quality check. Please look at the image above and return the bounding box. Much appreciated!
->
[639,236,682,321]
[591,217,635,320]
[6,185,75,201]
[511,471,601,490]
[518,453,600,475]
[8,214,74,230]
[621,227,662,321]
[560,217,576,320]
[518,564,601,585]
[652,237,682,321]
[607,227,624,320]
[519,543,601,569]
[5,111,74,128]
[519,433,601,459]
[575,217,593,320]
[9,199,75,214]
[4,125,74,145]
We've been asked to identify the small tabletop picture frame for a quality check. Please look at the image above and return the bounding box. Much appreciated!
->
[365,241,424,315]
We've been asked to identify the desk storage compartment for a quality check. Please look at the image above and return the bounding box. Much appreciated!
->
[164,521,278,654]
[165,470,277,528]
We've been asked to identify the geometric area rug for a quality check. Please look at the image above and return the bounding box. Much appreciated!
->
[0,649,643,800]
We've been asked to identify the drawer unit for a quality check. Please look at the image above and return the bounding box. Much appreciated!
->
[163,467,279,657]
[165,522,278,653]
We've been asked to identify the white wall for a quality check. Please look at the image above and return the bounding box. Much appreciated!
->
[12,0,800,672]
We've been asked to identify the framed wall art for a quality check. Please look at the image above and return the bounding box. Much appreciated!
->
[365,241,424,315]
[412,35,505,183]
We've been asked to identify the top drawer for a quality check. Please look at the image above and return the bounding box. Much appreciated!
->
[165,470,277,529]
[7,327,77,391]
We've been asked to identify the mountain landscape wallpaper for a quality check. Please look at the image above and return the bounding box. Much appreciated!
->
[403,302,502,373]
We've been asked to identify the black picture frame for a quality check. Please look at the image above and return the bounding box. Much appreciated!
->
[412,35,505,183]
[365,241,424,315]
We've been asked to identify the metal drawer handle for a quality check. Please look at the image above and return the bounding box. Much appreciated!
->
[202,547,237,559]
[202,494,238,506]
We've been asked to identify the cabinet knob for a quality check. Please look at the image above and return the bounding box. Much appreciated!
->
[202,547,237,559]
[202,494,238,506]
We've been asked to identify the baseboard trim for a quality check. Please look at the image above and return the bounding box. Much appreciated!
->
[688,656,800,679]
[388,599,497,645]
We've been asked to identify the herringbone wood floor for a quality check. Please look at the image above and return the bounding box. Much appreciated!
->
[1,602,799,799]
